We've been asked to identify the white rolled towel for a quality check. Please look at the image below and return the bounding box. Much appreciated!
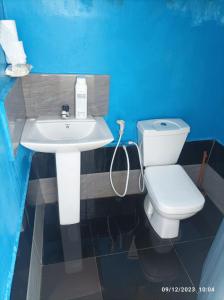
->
[0,20,19,43]
[4,41,27,64]
[0,20,27,65]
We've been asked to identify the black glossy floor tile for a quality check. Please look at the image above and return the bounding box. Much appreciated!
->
[40,258,101,300]
[174,238,213,289]
[178,140,214,166]
[44,203,59,225]
[43,210,94,265]
[81,194,144,220]
[209,141,224,178]
[43,195,145,263]
[30,152,56,179]
[43,222,94,265]
[45,194,143,223]
[10,200,35,300]
[40,193,222,300]
[171,197,222,244]
[10,220,33,300]
[91,212,171,257]
[72,293,103,300]
[91,214,139,256]
[97,247,196,300]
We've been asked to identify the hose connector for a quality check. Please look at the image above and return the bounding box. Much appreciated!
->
[116,119,125,135]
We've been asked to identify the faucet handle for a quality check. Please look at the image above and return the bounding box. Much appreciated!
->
[62,105,69,112]
[61,104,70,119]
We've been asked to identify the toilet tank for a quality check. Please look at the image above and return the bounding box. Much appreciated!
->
[137,119,190,166]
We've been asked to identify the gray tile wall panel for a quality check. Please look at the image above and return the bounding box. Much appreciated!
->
[4,78,26,154]
[22,74,109,118]
[22,74,76,118]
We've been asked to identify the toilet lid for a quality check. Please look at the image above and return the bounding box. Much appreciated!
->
[144,165,205,215]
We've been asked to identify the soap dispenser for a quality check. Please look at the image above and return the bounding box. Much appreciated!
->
[75,77,87,119]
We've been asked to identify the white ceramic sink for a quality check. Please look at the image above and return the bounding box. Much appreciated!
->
[21,116,113,225]
[21,117,113,153]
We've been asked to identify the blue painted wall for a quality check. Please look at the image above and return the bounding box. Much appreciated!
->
[3,0,224,143]
[0,1,223,297]
[0,2,32,299]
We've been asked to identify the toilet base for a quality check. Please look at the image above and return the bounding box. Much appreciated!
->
[150,210,179,239]
[144,195,179,239]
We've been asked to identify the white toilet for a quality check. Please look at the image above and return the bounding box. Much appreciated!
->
[137,118,205,239]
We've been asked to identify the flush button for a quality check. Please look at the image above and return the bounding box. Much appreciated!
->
[160,122,167,126]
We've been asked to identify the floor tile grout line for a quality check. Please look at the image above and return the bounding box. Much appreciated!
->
[207,140,216,165]
[88,219,97,258]
[42,244,169,266]
[173,247,196,291]
[169,235,215,247]
[41,235,215,266]
[94,256,104,300]
[94,242,173,259]
[91,236,214,260]
[171,234,214,295]
[41,255,99,268]
[174,246,202,296]
[42,243,172,265]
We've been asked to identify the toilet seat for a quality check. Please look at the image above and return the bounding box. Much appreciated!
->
[144,165,205,216]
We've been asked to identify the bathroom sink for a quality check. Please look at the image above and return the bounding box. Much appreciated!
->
[21,117,113,153]
[21,116,113,225]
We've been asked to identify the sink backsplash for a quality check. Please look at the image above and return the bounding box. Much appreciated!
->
[22,74,110,118]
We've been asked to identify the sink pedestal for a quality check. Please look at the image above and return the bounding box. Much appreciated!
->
[56,152,80,225]
[21,117,114,225]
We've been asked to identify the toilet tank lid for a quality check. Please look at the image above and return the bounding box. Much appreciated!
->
[137,119,190,136]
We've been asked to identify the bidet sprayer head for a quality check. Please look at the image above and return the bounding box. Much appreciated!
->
[116,119,125,135]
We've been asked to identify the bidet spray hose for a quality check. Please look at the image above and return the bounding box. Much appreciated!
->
[128,141,145,193]
[109,121,130,197]
[109,120,144,197]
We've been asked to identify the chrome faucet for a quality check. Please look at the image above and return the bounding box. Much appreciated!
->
[61,105,70,119]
